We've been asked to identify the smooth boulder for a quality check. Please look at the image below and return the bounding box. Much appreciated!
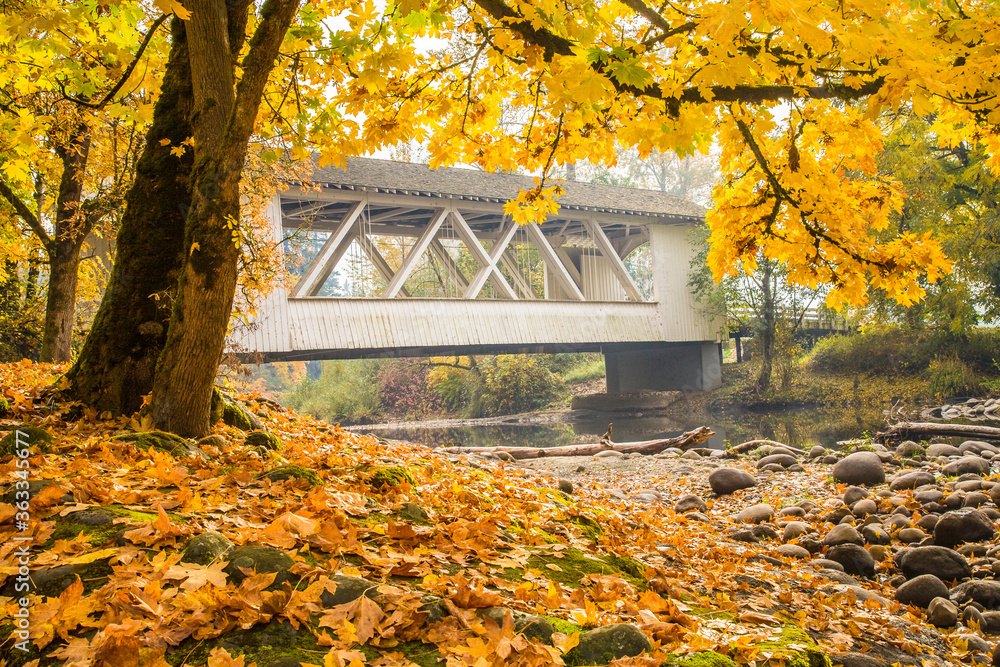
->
[894,574,949,608]
[832,452,885,486]
[899,546,972,582]
[933,509,995,549]
[708,467,757,495]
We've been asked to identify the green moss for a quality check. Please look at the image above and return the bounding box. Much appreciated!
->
[525,548,646,590]
[164,620,327,666]
[45,506,172,550]
[534,487,574,505]
[547,617,584,635]
[245,431,281,450]
[754,625,831,667]
[568,515,604,542]
[0,396,8,416]
[210,387,224,425]
[362,465,417,489]
[357,641,440,667]
[258,465,322,487]
[0,424,53,457]
[222,402,253,431]
[662,651,738,667]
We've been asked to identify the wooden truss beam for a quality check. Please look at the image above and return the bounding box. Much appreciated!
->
[357,232,411,297]
[429,239,470,291]
[499,248,538,299]
[383,208,448,298]
[460,214,519,299]
[583,218,644,302]
[293,199,366,297]
[525,223,585,300]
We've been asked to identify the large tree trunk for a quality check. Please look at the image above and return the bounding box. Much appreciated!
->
[66,18,194,414]
[39,247,82,362]
[149,0,299,437]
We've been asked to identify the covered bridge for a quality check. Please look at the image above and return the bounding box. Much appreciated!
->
[230,158,724,392]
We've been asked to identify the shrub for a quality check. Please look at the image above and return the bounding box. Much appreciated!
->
[427,356,476,410]
[469,355,565,417]
[377,360,442,418]
[285,359,383,424]
[926,354,982,398]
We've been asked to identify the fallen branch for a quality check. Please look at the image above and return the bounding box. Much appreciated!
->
[877,421,1000,444]
[726,440,807,456]
[436,426,714,460]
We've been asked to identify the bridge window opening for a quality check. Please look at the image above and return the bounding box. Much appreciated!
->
[624,242,654,301]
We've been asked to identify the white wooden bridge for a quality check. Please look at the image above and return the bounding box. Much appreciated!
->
[231,158,725,391]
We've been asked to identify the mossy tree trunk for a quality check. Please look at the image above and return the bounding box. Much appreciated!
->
[65,18,194,415]
[148,0,299,437]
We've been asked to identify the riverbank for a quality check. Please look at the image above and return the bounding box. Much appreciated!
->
[2,361,999,667]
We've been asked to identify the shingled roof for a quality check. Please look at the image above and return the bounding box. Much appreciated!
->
[309,157,705,222]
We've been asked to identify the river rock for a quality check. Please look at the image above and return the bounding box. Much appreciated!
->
[934,509,996,548]
[960,440,998,456]
[783,521,810,541]
[674,494,706,513]
[943,456,991,476]
[950,580,1000,609]
[852,499,877,517]
[832,452,885,486]
[890,471,935,491]
[567,623,653,664]
[895,574,949,608]
[320,575,382,607]
[927,443,962,457]
[708,467,757,495]
[981,612,1000,635]
[843,486,868,505]
[776,544,810,559]
[826,544,875,578]
[860,524,891,546]
[735,503,774,524]
[831,653,889,667]
[183,531,235,565]
[927,597,959,627]
[964,492,990,508]
[823,524,863,547]
[895,441,923,458]
[756,454,797,469]
[900,546,972,582]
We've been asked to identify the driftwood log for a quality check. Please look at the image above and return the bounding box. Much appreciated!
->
[877,421,1000,444]
[726,440,807,456]
[437,426,715,460]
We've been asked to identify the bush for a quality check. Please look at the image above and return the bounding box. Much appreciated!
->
[285,359,384,424]
[427,356,476,410]
[807,325,1000,378]
[469,355,565,417]
[926,354,982,398]
[377,360,442,418]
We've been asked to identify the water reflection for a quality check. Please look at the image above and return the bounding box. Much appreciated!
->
[360,405,895,450]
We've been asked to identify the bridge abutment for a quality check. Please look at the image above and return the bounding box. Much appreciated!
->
[604,342,722,393]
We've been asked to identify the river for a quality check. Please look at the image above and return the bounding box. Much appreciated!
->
[351,402,905,450]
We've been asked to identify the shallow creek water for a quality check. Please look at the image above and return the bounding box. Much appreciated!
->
[353,403,904,450]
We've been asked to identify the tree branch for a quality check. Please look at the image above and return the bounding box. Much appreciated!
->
[60,14,169,110]
[0,176,51,247]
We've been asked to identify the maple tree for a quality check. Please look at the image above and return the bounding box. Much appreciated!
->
[0,1,168,362]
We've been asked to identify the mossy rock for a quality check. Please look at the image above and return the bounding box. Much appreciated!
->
[245,431,282,451]
[258,465,321,487]
[477,607,555,643]
[523,548,647,590]
[755,625,831,667]
[2,479,72,505]
[0,424,53,457]
[0,557,117,599]
[569,514,604,542]
[222,402,253,431]
[362,465,417,489]
[662,651,738,667]
[164,619,320,667]
[112,430,204,459]
[210,387,224,425]
[565,623,653,665]
[224,545,296,587]
[0,396,9,417]
[183,531,235,565]
[397,502,430,523]
[320,574,382,607]
[46,505,160,549]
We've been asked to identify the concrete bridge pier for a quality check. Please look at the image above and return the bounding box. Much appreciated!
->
[603,342,722,393]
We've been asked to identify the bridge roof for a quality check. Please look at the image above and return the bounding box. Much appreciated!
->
[309,157,705,222]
